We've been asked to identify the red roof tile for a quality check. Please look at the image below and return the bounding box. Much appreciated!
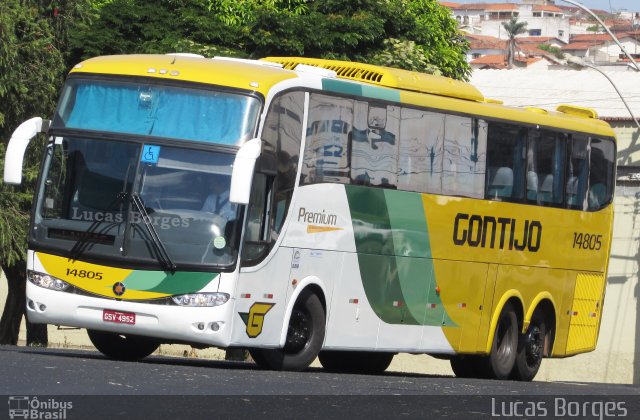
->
[533,5,563,13]
[562,41,600,50]
[570,33,617,42]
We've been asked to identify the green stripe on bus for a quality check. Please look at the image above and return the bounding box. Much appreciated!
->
[124,271,217,295]
[322,79,400,102]
[346,185,455,327]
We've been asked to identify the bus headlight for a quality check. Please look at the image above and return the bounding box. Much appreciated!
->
[171,293,229,307]
[27,270,70,291]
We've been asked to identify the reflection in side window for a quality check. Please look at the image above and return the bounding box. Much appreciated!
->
[443,116,487,198]
[398,109,444,193]
[302,94,354,184]
[351,102,399,188]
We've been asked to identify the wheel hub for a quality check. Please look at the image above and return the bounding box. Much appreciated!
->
[525,326,544,365]
[284,308,311,353]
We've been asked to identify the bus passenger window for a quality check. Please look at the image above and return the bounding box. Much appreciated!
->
[588,138,615,211]
[442,116,487,198]
[397,108,444,194]
[526,130,565,206]
[302,94,354,185]
[485,122,525,201]
[566,135,589,210]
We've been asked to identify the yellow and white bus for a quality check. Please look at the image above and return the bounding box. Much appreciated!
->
[3,55,615,380]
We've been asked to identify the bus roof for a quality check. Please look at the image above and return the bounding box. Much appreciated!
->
[69,54,615,139]
[69,54,297,96]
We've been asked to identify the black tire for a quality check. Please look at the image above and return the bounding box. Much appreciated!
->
[511,312,546,381]
[450,355,483,378]
[87,329,160,361]
[249,290,325,371]
[319,351,394,374]
[482,302,518,380]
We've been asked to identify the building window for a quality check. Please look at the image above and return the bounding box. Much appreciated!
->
[529,29,542,36]
[558,30,565,37]
[533,12,542,17]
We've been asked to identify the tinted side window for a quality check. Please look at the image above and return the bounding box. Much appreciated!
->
[485,123,526,201]
[588,138,615,210]
[526,130,565,206]
[566,134,589,210]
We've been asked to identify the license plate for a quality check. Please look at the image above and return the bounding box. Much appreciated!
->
[103,309,136,325]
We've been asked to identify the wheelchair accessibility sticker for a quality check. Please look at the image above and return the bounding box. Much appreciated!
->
[141,145,160,164]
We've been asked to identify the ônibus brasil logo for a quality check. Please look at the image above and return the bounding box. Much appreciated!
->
[8,396,73,419]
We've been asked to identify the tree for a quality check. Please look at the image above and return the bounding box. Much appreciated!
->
[0,0,91,346]
[502,16,528,69]
[70,0,470,80]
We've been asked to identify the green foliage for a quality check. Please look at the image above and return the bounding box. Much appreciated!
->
[369,39,441,75]
[0,1,71,265]
[538,44,565,59]
[69,0,469,80]
[502,17,528,69]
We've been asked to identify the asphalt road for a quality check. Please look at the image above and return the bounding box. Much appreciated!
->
[1,345,639,419]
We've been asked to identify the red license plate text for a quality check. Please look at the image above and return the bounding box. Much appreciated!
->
[103,309,136,325]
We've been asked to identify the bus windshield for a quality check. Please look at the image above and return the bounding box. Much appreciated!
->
[52,78,260,145]
[32,137,242,270]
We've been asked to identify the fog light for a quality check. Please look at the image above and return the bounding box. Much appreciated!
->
[197,323,205,331]
[39,304,46,311]
[211,322,220,331]
[27,300,35,310]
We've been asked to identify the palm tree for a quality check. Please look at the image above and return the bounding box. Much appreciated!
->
[502,17,528,68]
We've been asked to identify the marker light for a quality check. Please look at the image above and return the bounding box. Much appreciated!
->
[171,293,229,307]
[28,270,69,291]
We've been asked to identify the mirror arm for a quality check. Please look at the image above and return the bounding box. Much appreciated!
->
[3,117,49,185]
[229,138,262,205]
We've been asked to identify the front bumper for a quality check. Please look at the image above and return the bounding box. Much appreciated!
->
[26,281,234,347]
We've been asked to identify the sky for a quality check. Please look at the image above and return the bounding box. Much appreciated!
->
[453,1,639,13]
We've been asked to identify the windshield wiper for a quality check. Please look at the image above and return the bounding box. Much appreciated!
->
[70,191,128,261]
[130,192,177,273]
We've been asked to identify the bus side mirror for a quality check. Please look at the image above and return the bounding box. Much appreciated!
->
[229,138,262,205]
[3,117,48,185]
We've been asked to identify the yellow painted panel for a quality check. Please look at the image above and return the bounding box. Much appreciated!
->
[566,325,597,354]
[435,260,488,352]
[570,299,600,327]
[423,195,613,273]
[574,273,605,300]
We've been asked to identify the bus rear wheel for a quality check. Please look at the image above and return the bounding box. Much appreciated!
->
[249,290,325,372]
[511,312,546,381]
[482,302,518,380]
[87,329,160,361]
[319,351,394,374]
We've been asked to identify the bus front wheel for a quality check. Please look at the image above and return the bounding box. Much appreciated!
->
[511,311,546,381]
[249,290,325,372]
[87,329,160,361]
[482,302,518,380]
